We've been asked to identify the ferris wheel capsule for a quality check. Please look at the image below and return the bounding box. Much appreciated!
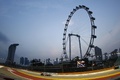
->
[62,5,97,60]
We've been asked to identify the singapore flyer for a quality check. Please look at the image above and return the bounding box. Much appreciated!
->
[62,5,97,61]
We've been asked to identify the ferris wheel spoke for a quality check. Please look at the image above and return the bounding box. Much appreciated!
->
[62,5,97,61]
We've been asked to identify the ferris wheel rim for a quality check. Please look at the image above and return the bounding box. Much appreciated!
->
[62,5,97,60]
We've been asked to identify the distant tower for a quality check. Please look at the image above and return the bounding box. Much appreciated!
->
[110,49,118,59]
[104,53,108,60]
[94,46,103,61]
[54,58,59,65]
[6,43,19,65]
[20,57,24,65]
[24,57,29,65]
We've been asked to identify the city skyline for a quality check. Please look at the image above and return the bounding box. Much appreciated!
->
[0,0,120,62]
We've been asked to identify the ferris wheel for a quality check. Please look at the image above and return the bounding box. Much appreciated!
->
[62,5,97,61]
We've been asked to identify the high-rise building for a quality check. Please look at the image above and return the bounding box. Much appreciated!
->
[24,57,29,65]
[20,57,24,65]
[20,57,29,65]
[46,58,51,64]
[54,58,59,65]
[6,44,19,65]
[104,53,108,60]
[94,46,103,61]
[110,49,118,59]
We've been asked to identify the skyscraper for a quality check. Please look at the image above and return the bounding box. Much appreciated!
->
[24,57,29,65]
[104,53,108,60]
[20,57,29,65]
[94,46,103,61]
[110,49,118,59]
[20,57,24,65]
[6,43,19,65]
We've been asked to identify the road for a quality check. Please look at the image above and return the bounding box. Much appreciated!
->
[0,65,120,80]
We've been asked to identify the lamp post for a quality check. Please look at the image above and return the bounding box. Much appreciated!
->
[91,54,94,70]
[44,59,46,72]
[61,57,64,73]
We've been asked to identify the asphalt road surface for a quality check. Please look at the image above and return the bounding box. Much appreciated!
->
[0,65,120,80]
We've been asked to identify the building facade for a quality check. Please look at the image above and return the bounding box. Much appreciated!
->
[20,57,24,65]
[24,57,29,65]
[20,57,29,65]
[94,46,103,61]
[6,44,19,65]
[109,49,118,59]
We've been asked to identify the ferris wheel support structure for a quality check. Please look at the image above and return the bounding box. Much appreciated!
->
[68,33,82,61]
[62,5,97,61]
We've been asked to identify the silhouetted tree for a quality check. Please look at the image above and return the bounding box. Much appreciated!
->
[30,59,44,66]
[72,56,80,62]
